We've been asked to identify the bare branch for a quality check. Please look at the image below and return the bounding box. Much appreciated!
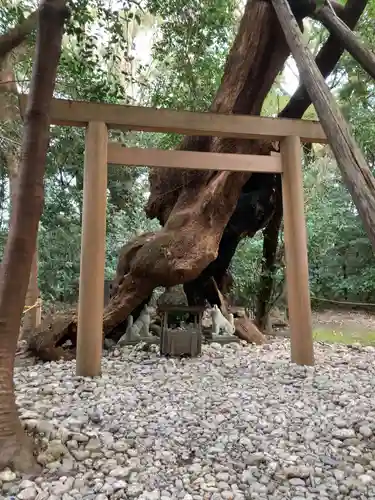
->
[0,10,38,60]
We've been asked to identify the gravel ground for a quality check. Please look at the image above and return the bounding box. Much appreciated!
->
[2,339,375,500]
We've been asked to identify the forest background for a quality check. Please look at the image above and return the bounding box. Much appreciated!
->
[1,0,374,312]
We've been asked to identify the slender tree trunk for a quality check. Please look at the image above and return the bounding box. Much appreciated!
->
[0,54,41,342]
[7,152,19,203]
[272,0,375,252]
[6,149,40,342]
[5,153,41,338]
[0,0,68,472]
[21,251,40,339]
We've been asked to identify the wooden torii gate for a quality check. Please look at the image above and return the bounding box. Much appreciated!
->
[19,96,327,374]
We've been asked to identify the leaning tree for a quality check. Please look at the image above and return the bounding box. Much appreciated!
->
[0,0,69,472]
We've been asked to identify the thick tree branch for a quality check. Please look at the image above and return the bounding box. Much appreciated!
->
[271,0,375,251]
[280,0,368,119]
[0,10,38,60]
[317,4,375,81]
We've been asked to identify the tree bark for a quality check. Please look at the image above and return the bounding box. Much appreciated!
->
[0,10,38,59]
[0,0,68,473]
[316,4,375,81]
[271,0,375,252]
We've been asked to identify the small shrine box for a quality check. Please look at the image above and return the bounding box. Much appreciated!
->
[158,305,205,357]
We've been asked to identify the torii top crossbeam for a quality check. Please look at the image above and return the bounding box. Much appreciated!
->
[17,95,327,144]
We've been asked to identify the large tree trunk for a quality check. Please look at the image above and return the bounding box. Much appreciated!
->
[30,0,294,357]
[145,0,295,312]
[145,0,295,225]
[272,0,375,251]
[28,0,370,360]
[0,0,68,472]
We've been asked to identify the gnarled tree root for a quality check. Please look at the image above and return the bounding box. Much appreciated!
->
[27,308,77,361]
[27,192,272,361]
[0,428,41,474]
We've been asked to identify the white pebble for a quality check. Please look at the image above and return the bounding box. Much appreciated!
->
[359,425,373,438]
[360,474,373,484]
[0,469,16,482]
[17,487,37,500]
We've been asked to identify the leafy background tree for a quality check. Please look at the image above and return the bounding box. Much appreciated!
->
[1,0,375,311]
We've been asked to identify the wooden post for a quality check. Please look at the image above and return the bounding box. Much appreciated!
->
[281,135,314,366]
[76,122,108,377]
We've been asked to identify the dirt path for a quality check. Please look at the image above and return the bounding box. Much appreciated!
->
[312,309,375,333]
[273,309,375,343]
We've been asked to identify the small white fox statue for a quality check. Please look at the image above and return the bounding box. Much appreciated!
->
[118,305,151,345]
[210,304,235,336]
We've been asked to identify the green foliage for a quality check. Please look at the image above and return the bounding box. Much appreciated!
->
[1,0,159,304]
[305,154,375,302]
[230,235,285,312]
[146,0,237,112]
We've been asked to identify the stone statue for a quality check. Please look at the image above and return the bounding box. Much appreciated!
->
[118,305,152,345]
[157,285,188,307]
[210,304,235,336]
